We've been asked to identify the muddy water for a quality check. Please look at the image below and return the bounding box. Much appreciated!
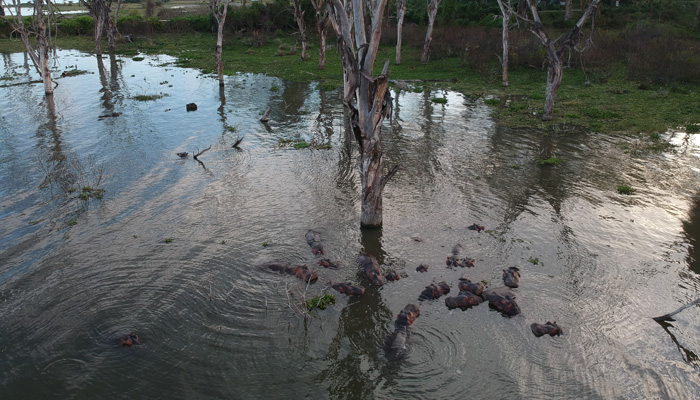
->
[1,50,699,399]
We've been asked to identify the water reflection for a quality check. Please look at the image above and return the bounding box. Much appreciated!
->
[683,193,700,274]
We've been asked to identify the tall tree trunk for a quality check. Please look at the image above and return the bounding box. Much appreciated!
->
[311,0,330,70]
[210,0,230,86]
[565,0,572,21]
[395,0,406,65]
[692,0,700,31]
[420,0,441,64]
[8,0,55,95]
[524,0,601,121]
[496,0,511,87]
[292,0,308,61]
[330,0,398,228]
[107,0,121,50]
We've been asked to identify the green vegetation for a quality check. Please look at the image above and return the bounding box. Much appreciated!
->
[483,98,501,106]
[131,94,166,101]
[510,163,520,169]
[538,157,563,166]
[165,237,174,243]
[293,141,310,149]
[262,241,269,247]
[617,185,635,195]
[132,56,145,61]
[77,186,105,200]
[60,69,89,77]
[67,219,78,226]
[431,97,447,104]
[306,294,336,311]
[528,257,539,265]
[225,126,237,133]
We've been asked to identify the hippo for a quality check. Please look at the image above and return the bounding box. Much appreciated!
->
[359,254,387,286]
[416,264,429,273]
[305,230,324,255]
[468,223,485,232]
[485,287,521,316]
[318,258,338,268]
[267,263,318,283]
[386,304,420,360]
[186,103,198,111]
[119,333,141,347]
[418,282,451,301]
[458,258,476,268]
[457,278,484,296]
[98,112,122,120]
[445,292,483,310]
[531,321,563,337]
[176,152,188,158]
[385,270,402,281]
[502,266,521,288]
[331,282,365,296]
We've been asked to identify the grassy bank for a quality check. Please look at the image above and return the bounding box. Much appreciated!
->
[1,31,698,137]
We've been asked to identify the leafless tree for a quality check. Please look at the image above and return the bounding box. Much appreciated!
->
[209,0,231,86]
[395,0,406,65]
[291,0,308,61]
[79,0,120,55]
[328,0,399,228]
[2,0,56,95]
[311,0,331,69]
[420,0,442,64]
[496,0,514,87]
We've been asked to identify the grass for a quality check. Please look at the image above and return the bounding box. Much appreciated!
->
[165,237,174,243]
[431,97,447,104]
[528,257,539,265]
[617,185,635,195]
[306,294,336,311]
[77,186,105,200]
[131,94,166,101]
[538,157,563,166]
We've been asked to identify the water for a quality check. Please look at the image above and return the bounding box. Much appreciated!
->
[1,49,699,399]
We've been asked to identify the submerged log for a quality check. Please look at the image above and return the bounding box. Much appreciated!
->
[653,297,700,322]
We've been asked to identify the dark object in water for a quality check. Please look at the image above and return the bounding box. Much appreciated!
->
[359,254,386,286]
[458,258,476,268]
[386,304,420,360]
[119,333,141,347]
[653,297,700,322]
[318,258,338,268]
[468,223,485,232]
[446,255,459,267]
[385,270,401,281]
[503,266,521,288]
[457,277,484,296]
[232,137,243,149]
[416,264,429,273]
[267,263,318,283]
[176,152,189,158]
[445,292,483,310]
[186,103,198,111]
[305,230,324,255]
[485,287,521,316]
[331,282,365,296]
[531,321,563,337]
[98,112,122,120]
[418,282,451,301]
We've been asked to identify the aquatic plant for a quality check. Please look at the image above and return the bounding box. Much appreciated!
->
[165,238,174,243]
[617,185,635,195]
[528,257,539,265]
[431,97,447,104]
[67,219,78,226]
[510,163,520,169]
[131,94,165,101]
[306,294,336,311]
[538,157,563,165]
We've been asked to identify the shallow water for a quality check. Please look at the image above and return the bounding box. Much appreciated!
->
[1,49,699,399]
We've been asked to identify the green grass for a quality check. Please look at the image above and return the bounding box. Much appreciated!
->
[306,294,336,311]
[617,185,635,195]
[431,97,447,104]
[538,157,563,166]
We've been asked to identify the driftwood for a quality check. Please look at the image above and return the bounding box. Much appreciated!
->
[653,297,700,322]
[192,146,211,168]
[260,108,271,123]
[232,137,243,149]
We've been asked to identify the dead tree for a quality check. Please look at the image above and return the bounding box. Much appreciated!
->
[107,0,122,50]
[80,0,119,56]
[329,0,399,228]
[291,0,308,61]
[395,0,406,65]
[565,0,572,21]
[311,0,331,69]
[496,0,514,87]
[209,0,231,86]
[420,0,442,64]
[522,0,601,121]
[2,0,56,95]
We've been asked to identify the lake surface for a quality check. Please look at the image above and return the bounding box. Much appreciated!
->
[1,49,699,399]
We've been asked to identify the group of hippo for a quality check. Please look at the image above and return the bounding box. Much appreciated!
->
[263,228,562,359]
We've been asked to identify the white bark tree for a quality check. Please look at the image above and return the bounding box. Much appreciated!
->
[395,0,406,65]
[420,0,442,64]
[209,0,230,86]
[329,0,399,228]
[496,0,514,87]
[291,0,308,61]
[522,0,601,121]
[565,0,572,21]
[79,0,119,55]
[311,0,331,69]
[2,0,56,95]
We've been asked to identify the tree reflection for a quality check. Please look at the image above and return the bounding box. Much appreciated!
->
[682,193,700,275]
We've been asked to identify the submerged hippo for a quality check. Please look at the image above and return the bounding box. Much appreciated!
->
[416,264,429,273]
[318,258,339,268]
[267,263,318,283]
[119,333,141,347]
[458,258,476,268]
[386,304,421,360]
[446,244,462,267]
[385,270,402,281]
[331,282,365,296]
[418,282,451,301]
[502,266,521,288]
[359,254,387,286]
[531,321,563,337]
[445,291,483,310]
[305,230,324,255]
[484,287,521,316]
[457,277,484,296]
[468,223,485,232]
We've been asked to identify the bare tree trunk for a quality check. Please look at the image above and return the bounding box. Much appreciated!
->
[395,0,406,65]
[209,0,230,86]
[496,0,511,87]
[6,0,55,95]
[107,0,121,50]
[524,0,601,121]
[692,0,700,31]
[292,0,308,61]
[80,0,116,55]
[330,0,397,228]
[420,0,441,64]
[565,0,572,21]
[311,0,330,70]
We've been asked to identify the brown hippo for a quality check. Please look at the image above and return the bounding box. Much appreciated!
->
[457,278,484,296]
[502,266,521,288]
[119,333,141,347]
[267,263,318,283]
[318,258,339,268]
[385,270,402,281]
[445,292,483,310]
[416,264,429,273]
[331,282,365,296]
[484,287,521,316]
[359,254,387,286]
[531,322,563,337]
[468,223,485,232]
[418,282,451,301]
[305,230,324,255]
[458,258,476,268]
[395,304,421,327]
[446,244,462,267]
[386,304,421,360]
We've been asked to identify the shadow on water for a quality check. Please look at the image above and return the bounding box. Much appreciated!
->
[683,193,700,275]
